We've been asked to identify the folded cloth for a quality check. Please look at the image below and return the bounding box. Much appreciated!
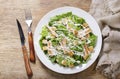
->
[89,0,120,79]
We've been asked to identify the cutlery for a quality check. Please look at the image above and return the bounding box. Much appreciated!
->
[16,19,33,77]
[25,9,36,63]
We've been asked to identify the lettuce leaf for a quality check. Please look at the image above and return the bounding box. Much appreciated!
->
[72,15,85,24]
[41,26,48,37]
[89,33,97,47]
[49,12,72,26]
[70,45,83,52]
[39,26,48,49]
[51,38,59,46]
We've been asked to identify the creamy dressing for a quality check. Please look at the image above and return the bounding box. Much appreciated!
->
[40,12,97,67]
[78,30,86,38]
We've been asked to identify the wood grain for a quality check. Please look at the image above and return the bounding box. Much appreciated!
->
[22,45,33,77]
[28,31,36,63]
[0,0,106,79]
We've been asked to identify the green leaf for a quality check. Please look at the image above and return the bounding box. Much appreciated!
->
[56,54,64,65]
[49,21,54,26]
[39,26,49,49]
[89,33,97,47]
[55,25,69,36]
[67,22,82,31]
[51,38,59,46]
[74,62,79,66]
[66,57,75,67]
[73,54,84,63]
[39,37,44,49]
[48,12,72,26]
[70,45,83,52]
[56,30,63,35]
[73,54,80,60]
[75,26,81,30]
[72,15,85,24]
[61,12,72,18]
[49,56,56,63]
[68,32,76,39]
[41,26,48,37]
[56,24,66,30]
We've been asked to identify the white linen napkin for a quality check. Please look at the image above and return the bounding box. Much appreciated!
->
[89,0,120,79]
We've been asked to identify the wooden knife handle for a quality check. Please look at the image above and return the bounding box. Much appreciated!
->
[22,45,33,77]
[28,31,36,63]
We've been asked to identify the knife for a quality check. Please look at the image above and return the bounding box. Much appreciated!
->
[16,19,33,77]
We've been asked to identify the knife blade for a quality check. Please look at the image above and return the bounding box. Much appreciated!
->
[16,19,33,77]
[16,19,25,45]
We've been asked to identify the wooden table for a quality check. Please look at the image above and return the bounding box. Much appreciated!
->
[0,0,106,79]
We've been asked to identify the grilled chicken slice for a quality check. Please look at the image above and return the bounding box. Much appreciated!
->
[78,28,91,40]
[47,41,52,48]
[48,49,53,56]
[42,46,48,51]
[85,28,92,35]
[83,44,90,60]
[68,50,74,57]
[83,23,89,28]
[61,38,67,46]
[73,29,78,36]
[61,60,67,66]
[46,26,58,37]
[42,40,48,44]
[88,46,94,52]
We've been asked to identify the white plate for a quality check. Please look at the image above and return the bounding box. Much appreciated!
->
[34,6,102,74]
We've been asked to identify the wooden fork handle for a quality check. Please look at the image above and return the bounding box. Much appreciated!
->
[22,45,33,77]
[28,31,36,63]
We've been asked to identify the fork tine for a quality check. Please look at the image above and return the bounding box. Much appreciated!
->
[24,9,36,63]
[25,9,32,20]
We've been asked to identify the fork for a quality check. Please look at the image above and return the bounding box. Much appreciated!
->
[25,9,36,63]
